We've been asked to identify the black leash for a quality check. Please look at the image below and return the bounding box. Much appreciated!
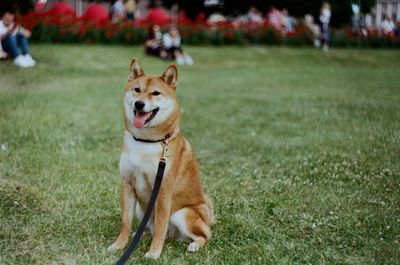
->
[115,140,169,265]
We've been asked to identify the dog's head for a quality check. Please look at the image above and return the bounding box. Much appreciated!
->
[123,58,179,134]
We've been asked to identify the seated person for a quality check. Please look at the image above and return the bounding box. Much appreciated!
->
[145,24,166,58]
[0,11,36,68]
[162,25,193,65]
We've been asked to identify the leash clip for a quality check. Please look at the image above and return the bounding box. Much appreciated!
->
[160,140,170,162]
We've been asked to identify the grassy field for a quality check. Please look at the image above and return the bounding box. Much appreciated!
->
[0,45,399,265]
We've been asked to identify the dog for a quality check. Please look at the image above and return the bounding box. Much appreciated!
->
[108,58,214,259]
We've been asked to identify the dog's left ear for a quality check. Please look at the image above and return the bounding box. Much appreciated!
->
[128,58,144,81]
[161,64,178,89]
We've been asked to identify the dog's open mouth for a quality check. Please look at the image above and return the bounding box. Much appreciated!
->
[133,108,159,128]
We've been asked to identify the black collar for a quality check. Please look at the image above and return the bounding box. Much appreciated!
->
[132,132,172,143]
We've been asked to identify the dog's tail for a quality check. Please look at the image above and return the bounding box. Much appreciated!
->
[204,194,216,226]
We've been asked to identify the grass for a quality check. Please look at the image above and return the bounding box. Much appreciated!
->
[0,45,399,265]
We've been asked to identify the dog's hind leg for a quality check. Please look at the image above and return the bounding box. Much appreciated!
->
[170,204,212,253]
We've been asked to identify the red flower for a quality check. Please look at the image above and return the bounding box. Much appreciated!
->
[59,28,67,35]
[126,32,133,40]
[224,30,234,40]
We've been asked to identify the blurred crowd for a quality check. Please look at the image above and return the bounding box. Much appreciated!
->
[350,3,400,37]
[2,0,400,68]
[227,6,295,34]
[208,3,332,51]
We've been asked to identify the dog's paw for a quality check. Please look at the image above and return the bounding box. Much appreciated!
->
[187,242,199,253]
[107,243,119,252]
[108,233,130,252]
[107,241,127,252]
[144,251,161,259]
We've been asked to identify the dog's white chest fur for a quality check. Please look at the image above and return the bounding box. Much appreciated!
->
[119,131,163,188]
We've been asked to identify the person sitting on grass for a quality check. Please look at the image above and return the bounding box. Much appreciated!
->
[145,24,167,58]
[0,11,36,68]
[162,25,193,65]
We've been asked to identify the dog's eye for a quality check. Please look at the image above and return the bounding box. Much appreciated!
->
[134,87,140,93]
[152,91,161,96]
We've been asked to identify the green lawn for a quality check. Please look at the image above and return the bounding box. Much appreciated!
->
[0,45,399,265]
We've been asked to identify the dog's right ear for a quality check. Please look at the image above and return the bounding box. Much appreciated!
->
[128,58,144,81]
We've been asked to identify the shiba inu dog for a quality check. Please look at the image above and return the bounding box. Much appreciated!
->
[108,58,214,259]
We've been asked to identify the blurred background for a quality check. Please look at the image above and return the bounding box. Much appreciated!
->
[1,0,399,47]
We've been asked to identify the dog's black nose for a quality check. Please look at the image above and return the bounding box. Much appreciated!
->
[135,100,145,110]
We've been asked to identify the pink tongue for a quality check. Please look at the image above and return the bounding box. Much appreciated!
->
[133,112,152,128]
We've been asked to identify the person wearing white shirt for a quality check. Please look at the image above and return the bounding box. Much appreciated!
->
[381,15,395,34]
[111,0,125,24]
[0,11,36,68]
[162,25,193,65]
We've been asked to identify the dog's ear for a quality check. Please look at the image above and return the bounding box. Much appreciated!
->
[160,64,178,89]
[128,58,144,81]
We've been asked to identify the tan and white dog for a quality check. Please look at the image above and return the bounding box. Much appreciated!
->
[108,58,214,259]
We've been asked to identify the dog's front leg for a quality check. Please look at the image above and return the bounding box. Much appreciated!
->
[144,188,172,259]
[108,180,136,251]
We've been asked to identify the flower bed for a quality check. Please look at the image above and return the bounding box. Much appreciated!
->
[17,12,400,47]
[331,26,400,48]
